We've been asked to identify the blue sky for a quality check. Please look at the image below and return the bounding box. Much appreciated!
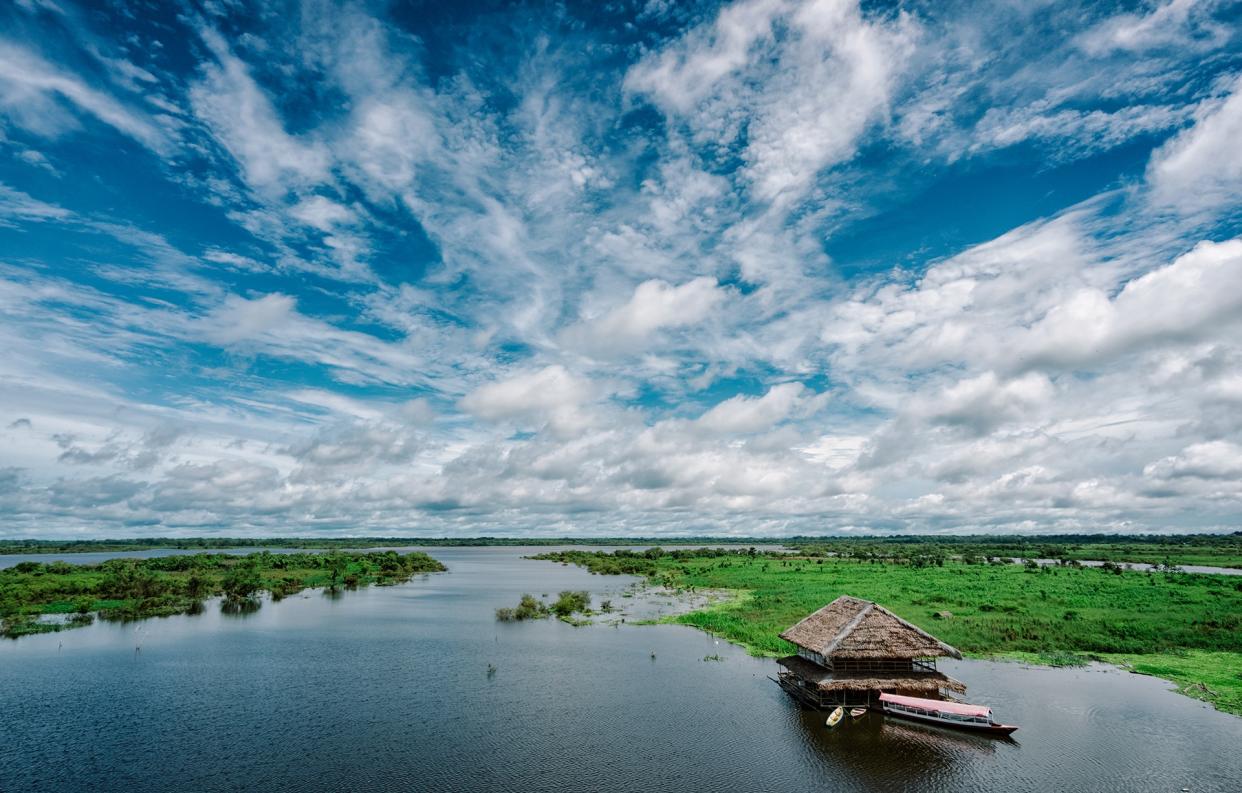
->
[1,0,1241,537]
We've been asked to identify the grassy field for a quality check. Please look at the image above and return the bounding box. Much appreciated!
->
[534,549,1242,715]
[0,550,445,638]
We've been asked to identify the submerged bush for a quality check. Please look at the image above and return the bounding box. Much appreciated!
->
[551,591,590,617]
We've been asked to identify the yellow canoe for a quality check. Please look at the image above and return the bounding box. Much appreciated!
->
[825,706,845,728]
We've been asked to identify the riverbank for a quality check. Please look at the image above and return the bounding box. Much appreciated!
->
[533,549,1242,716]
[0,550,445,638]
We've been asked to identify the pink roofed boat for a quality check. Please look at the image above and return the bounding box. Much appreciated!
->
[879,693,1019,736]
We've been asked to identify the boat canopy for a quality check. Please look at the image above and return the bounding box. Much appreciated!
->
[879,693,991,718]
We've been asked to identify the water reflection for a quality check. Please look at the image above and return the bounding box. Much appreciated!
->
[792,705,1007,791]
[219,598,261,616]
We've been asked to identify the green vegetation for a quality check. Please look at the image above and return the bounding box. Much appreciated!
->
[0,550,445,638]
[4,532,1239,567]
[533,548,1242,715]
[495,590,594,624]
[786,533,1242,569]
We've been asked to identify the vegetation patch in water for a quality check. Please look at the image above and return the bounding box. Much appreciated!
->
[0,551,446,638]
[495,590,594,622]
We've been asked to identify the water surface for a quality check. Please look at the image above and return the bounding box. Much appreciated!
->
[2,547,1238,792]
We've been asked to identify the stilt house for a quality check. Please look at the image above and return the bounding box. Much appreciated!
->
[775,595,966,709]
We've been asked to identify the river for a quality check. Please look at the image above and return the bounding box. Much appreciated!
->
[1,546,1239,792]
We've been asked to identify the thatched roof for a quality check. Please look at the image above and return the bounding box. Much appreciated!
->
[777,655,966,694]
[779,595,962,660]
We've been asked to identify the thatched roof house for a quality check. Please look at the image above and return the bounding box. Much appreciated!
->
[780,595,962,661]
[774,595,965,709]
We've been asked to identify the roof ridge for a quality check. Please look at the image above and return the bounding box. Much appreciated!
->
[820,601,874,655]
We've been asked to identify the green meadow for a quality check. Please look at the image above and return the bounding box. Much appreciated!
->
[535,549,1242,715]
[0,550,445,638]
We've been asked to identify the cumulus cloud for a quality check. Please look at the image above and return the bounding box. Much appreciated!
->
[1017,238,1242,369]
[920,372,1054,436]
[1145,441,1242,480]
[561,277,725,356]
[460,365,596,422]
[1147,75,1242,210]
[696,382,823,434]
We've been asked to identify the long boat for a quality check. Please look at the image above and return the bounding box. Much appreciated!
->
[879,693,1018,736]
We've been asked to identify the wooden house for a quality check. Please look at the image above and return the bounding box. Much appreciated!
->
[774,595,966,709]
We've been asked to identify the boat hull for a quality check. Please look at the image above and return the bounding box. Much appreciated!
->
[825,706,845,728]
[881,706,1018,736]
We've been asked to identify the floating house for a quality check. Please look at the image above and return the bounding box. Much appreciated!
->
[775,595,966,709]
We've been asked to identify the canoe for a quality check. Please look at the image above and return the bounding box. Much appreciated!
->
[879,693,1018,736]
[850,708,867,718]
[825,706,845,729]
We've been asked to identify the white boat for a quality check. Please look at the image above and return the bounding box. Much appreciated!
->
[879,693,1018,735]
[825,706,844,728]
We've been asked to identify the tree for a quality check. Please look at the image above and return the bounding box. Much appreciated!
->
[327,553,349,590]
[221,560,262,602]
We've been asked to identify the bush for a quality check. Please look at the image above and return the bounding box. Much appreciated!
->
[551,591,591,617]
[221,561,262,602]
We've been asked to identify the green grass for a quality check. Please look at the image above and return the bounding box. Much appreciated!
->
[536,549,1242,715]
[1103,651,1242,716]
[1,551,446,638]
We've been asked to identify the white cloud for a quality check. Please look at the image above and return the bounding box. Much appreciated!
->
[190,27,331,196]
[1017,238,1242,369]
[627,0,917,204]
[0,183,71,225]
[288,195,356,232]
[1145,441,1242,480]
[1147,75,1242,210]
[561,277,725,355]
[1078,0,1226,56]
[459,365,596,421]
[920,372,1054,436]
[0,41,169,152]
[696,382,821,434]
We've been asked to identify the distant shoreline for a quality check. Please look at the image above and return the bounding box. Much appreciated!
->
[3,532,1239,568]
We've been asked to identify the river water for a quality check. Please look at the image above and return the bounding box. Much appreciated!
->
[2,547,1239,792]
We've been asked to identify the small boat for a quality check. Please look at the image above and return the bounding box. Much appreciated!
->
[825,706,845,729]
[849,707,867,718]
[879,693,1018,736]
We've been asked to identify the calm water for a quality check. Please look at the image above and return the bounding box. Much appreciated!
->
[2,547,1240,792]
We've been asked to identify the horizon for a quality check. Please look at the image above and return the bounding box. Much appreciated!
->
[3,0,1242,538]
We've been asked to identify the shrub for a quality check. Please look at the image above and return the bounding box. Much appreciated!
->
[551,591,591,617]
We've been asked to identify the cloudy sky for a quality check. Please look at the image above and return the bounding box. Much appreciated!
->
[1,0,1241,538]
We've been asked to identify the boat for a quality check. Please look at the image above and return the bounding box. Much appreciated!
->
[849,707,867,718]
[825,706,845,729]
[879,693,1018,735]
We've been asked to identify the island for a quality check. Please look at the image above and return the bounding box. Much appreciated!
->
[0,550,446,638]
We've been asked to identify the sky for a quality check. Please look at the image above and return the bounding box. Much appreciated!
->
[1,0,1241,539]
